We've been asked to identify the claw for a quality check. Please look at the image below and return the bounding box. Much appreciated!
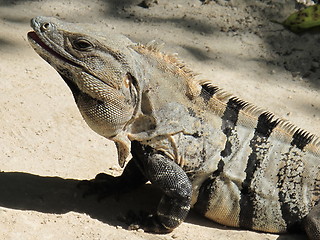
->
[120,210,171,233]
[77,173,119,200]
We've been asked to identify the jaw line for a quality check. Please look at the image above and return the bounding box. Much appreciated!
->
[27,31,81,69]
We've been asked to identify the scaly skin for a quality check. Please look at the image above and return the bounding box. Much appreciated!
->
[28,16,320,239]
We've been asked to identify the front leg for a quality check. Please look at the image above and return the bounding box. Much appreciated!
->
[131,141,192,233]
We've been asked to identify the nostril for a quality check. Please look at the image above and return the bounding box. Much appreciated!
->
[40,22,51,32]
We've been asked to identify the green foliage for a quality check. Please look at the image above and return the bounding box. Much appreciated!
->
[283,4,320,33]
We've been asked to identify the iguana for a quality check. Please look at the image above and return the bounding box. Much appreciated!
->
[28,16,320,239]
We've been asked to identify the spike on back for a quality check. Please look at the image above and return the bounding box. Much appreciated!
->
[197,80,320,155]
[132,41,201,98]
[133,41,197,78]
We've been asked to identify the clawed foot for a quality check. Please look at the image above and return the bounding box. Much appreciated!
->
[120,210,172,233]
[77,173,121,201]
[78,174,171,233]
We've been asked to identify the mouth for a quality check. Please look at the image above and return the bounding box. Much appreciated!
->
[27,31,81,68]
[28,31,51,52]
[27,30,82,97]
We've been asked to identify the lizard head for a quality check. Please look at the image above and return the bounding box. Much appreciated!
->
[28,16,141,167]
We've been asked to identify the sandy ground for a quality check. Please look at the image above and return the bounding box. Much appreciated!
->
[1,0,320,239]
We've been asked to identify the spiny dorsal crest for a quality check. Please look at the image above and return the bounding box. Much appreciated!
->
[132,41,201,98]
[198,80,320,155]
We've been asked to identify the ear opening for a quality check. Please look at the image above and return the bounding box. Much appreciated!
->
[141,90,153,115]
[126,73,139,106]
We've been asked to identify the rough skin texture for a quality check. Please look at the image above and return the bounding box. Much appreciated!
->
[28,16,320,239]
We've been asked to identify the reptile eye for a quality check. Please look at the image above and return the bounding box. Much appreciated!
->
[73,39,93,51]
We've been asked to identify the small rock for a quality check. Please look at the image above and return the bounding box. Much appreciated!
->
[220,27,228,32]
[171,233,179,239]
[128,224,140,231]
[291,72,300,78]
[138,0,158,9]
